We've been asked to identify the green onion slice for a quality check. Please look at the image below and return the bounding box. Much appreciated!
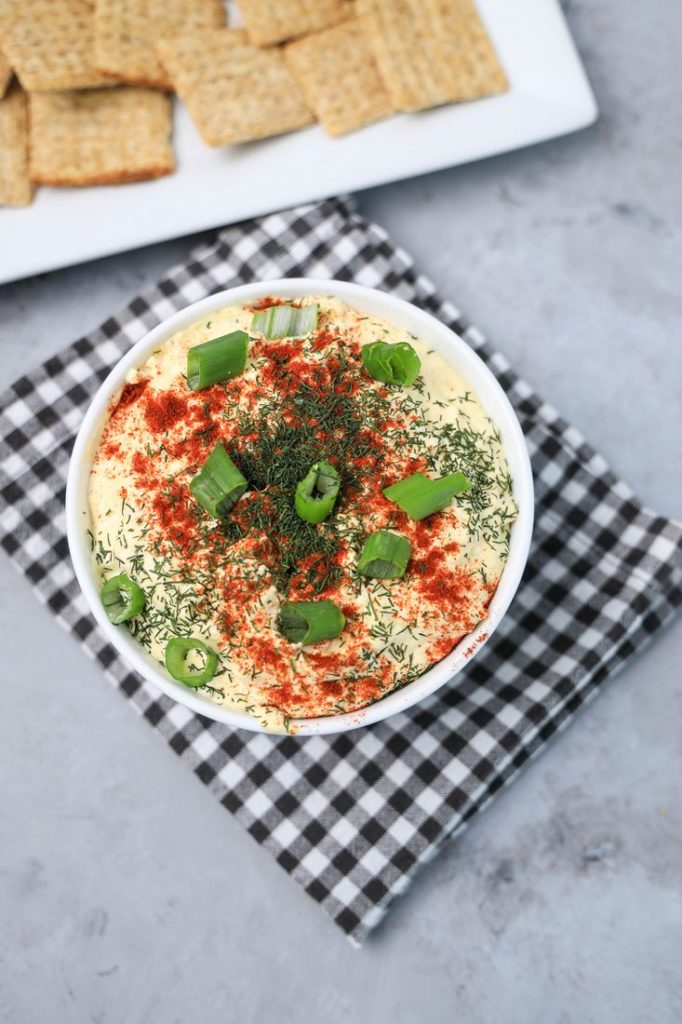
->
[277,600,346,645]
[187,330,249,391]
[294,460,340,524]
[251,304,318,339]
[165,637,218,687]
[361,340,421,386]
[383,471,470,521]
[357,530,412,579]
[100,573,146,624]
[189,442,247,518]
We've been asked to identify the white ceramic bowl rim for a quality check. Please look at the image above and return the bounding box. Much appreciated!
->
[66,279,534,736]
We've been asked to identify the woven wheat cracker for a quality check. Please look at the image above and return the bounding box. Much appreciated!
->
[285,19,392,137]
[156,29,313,146]
[4,0,115,92]
[0,83,33,206]
[359,0,506,111]
[94,0,225,89]
[0,49,11,98]
[358,0,451,110]
[238,0,351,48]
[29,87,174,186]
[425,0,506,101]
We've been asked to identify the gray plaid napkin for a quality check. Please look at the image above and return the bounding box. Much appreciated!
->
[1,197,680,945]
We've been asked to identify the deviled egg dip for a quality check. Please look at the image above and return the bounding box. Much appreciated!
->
[89,296,516,732]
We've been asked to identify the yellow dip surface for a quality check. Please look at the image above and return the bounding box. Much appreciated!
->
[89,296,516,731]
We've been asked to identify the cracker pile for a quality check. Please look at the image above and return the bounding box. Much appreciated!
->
[0,0,506,208]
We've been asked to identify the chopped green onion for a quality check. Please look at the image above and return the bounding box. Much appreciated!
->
[294,460,340,524]
[361,340,421,386]
[277,600,346,645]
[357,530,412,579]
[187,330,249,390]
[383,471,470,520]
[165,637,218,687]
[100,573,146,624]
[251,303,318,338]
[189,442,247,518]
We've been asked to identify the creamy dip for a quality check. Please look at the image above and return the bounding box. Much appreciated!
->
[89,296,516,731]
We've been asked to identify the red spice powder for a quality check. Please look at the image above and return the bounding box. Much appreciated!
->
[430,634,464,662]
[249,296,293,311]
[302,649,349,675]
[351,667,394,709]
[143,391,189,434]
[131,449,153,486]
[102,441,121,459]
[252,644,393,716]
[151,487,198,550]
[253,638,288,673]
[415,552,474,609]
[111,379,148,418]
[463,632,489,658]
[165,424,218,467]
[312,327,341,352]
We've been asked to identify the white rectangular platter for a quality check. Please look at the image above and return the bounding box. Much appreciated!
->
[0,0,597,286]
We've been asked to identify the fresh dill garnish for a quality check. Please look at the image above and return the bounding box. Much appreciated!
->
[228,351,392,594]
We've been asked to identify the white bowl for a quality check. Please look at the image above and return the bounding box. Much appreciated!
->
[66,279,534,735]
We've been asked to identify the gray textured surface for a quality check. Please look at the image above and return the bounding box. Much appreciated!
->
[1,1,681,1020]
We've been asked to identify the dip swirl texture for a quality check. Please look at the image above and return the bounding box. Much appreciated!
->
[89,296,516,731]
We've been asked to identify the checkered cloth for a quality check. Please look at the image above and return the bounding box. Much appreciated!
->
[1,198,680,945]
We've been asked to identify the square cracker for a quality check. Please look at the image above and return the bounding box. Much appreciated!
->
[359,0,506,112]
[238,0,351,48]
[0,83,33,206]
[428,0,507,101]
[4,0,115,92]
[0,49,11,98]
[29,87,174,186]
[285,19,392,137]
[156,29,314,146]
[358,0,451,111]
[94,0,226,90]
